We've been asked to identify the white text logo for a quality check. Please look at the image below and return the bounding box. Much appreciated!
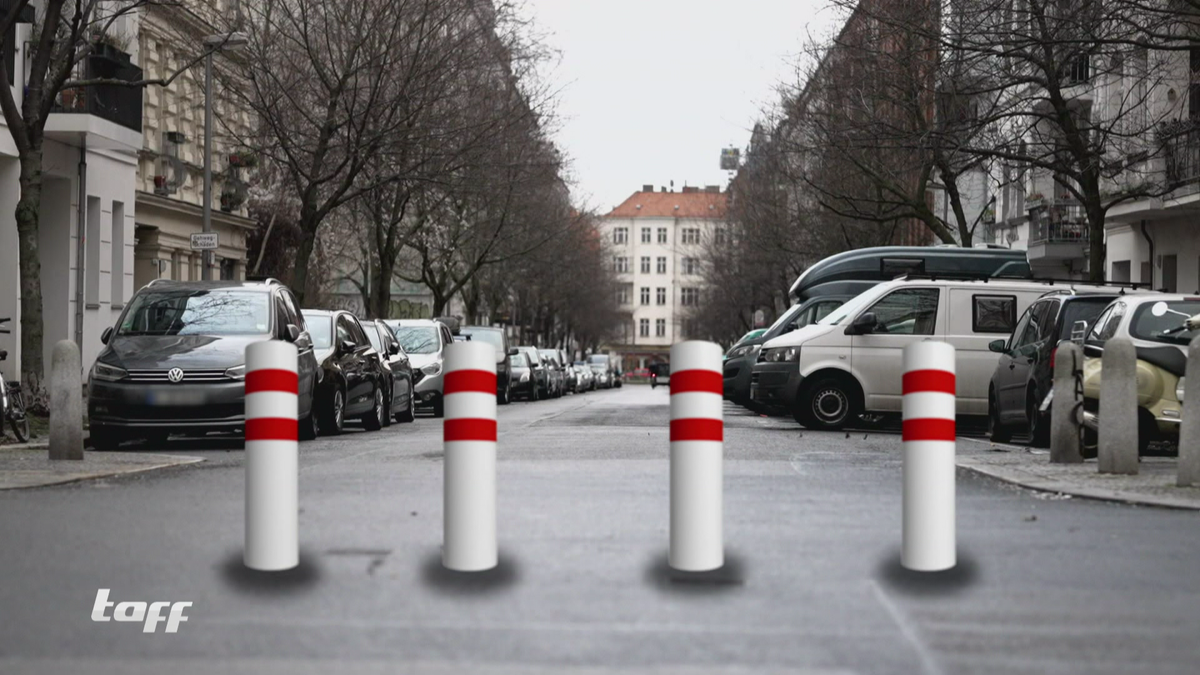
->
[91,589,192,633]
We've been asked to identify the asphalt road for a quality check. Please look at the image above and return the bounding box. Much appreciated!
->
[1,385,1198,674]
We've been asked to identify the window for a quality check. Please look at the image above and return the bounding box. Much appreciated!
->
[613,256,629,273]
[617,286,631,305]
[640,256,651,273]
[656,287,666,305]
[640,287,650,305]
[613,227,628,244]
[641,227,651,243]
[681,287,699,306]
[864,288,940,335]
[336,316,354,346]
[714,228,727,245]
[111,202,125,305]
[657,227,667,244]
[639,318,649,337]
[972,295,1017,334]
[813,300,841,323]
[682,257,698,275]
[682,228,700,245]
[655,318,666,337]
[656,256,667,274]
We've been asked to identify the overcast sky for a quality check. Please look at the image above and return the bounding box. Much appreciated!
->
[521,0,835,214]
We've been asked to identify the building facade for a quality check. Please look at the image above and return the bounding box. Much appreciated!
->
[599,185,727,369]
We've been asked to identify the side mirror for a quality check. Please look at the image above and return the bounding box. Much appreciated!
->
[339,339,356,354]
[846,312,877,335]
[101,326,113,345]
[988,339,1007,354]
[286,324,301,343]
[782,321,798,335]
[388,342,400,355]
[1070,320,1088,344]
[508,347,519,356]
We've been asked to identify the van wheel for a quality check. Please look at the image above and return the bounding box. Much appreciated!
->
[989,391,1012,443]
[795,375,860,430]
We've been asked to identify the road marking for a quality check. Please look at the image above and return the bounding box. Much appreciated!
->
[869,580,944,675]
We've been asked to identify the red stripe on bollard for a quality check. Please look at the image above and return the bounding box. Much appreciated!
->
[902,369,956,396]
[670,418,724,442]
[669,369,723,395]
[901,418,956,442]
[246,417,298,441]
[444,418,498,442]
[245,369,298,394]
[444,370,498,395]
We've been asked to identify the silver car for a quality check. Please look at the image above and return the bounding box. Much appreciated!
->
[384,319,453,417]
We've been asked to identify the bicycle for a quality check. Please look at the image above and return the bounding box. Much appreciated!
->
[0,317,31,442]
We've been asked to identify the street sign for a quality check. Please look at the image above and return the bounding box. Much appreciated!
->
[190,233,218,251]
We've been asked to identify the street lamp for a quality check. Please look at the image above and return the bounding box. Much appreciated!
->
[201,31,248,280]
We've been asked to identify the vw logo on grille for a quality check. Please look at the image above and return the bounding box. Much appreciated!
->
[167,368,184,383]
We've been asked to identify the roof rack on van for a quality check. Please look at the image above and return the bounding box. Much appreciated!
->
[896,272,1151,291]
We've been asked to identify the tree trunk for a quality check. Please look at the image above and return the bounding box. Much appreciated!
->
[16,148,47,411]
[371,255,395,318]
[1087,206,1106,283]
[291,214,319,306]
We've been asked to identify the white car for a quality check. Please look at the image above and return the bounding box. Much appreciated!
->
[383,319,453,417]
[750,276,1062,429]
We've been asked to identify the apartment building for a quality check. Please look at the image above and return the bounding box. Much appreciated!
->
[600,185,727,369]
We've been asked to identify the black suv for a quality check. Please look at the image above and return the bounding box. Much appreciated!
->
[88,279,320,449]
[986,290,1121,446]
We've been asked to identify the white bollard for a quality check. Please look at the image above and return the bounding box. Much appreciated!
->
[244,340,299,571]
[668,340,724,572]
[443,341,498,571]
[901,341,956,572]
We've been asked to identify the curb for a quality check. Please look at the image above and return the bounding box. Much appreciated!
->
[957,456,1200,511]
[0,453,204,491]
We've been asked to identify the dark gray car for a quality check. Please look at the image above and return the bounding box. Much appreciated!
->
[87,279,320,449]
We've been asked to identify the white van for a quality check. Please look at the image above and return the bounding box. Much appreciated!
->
[749,276,1055,429]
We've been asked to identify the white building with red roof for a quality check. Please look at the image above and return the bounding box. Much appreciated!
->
[600,184,728,369]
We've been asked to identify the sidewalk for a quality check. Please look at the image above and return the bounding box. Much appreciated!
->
[0,443,203,490]
[958,445,1200,510]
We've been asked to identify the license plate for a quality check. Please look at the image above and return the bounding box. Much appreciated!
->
[147,390,206,406]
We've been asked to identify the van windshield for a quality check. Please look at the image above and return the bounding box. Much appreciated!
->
[819,288,881,326]
[119,289,269,336]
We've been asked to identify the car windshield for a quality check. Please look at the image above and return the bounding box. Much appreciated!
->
[305,315,333,349]
[510,354,527,367]
[819,289,881,326]
[363,324,383,351]
[394,326,440,354]
[539,350,558,364]
[118,290,269,336]
[463,329,504,351]
[1057,299,1112,341]
[1130,301,1200,345]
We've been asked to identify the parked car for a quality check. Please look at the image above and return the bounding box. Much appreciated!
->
[539,349,567,397]
[518,346,550,399]
[301,309,388,434]
[361,320,416,424]
[508,353,537,400]
[385,319,453,417]
[1076,294,1198,454]
[588,354,613,389]
[574,362,595,391]
[649,362,670,389]
[986,289,1128,446]
[461,325,519,404]
[724,295,851,405]
[751,276,1053,429]
[729,329,767,350]
[88,279,320,450]
[558,349,577,392]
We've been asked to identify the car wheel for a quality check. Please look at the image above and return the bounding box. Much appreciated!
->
[90,428,122,451]
[531,385,540,402]
[321,387,346,435]
[363,386,385,431]
[794,375,860,431]
[395,390,416,423]
[989,392,1013,443]
[1027,390,1049,448]
[299,386,320,440]
[382,385,393,427]
[499,384,510,405]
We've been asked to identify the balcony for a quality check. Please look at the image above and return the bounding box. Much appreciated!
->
[1027,200,1089,262]
[1160,121,1200,188]
[46,44,143,152]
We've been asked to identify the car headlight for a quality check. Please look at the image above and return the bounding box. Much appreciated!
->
[422,362,442,376]
[225,364,246,381]
[91,361,128,382]
[728,345,750,359]
[520,372,529,383]
[762,347,800,363]
[1177,377,1186,403]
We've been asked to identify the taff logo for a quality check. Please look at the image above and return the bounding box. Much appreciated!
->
[92,589,192,633]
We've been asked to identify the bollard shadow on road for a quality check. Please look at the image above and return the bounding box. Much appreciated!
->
[644,550,746,594]
[219,549,322,596]
[876,549,979,597]
[420,550,519,595]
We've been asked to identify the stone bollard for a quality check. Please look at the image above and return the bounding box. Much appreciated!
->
[50,340,83,460]
[1099,337,1138,475]
[1050,342,1083,464]
[1179,336,1200,487]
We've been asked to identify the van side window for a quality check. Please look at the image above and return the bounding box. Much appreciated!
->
[813,301,840,323]
[972,295,1017,334]
[865,288,940,335]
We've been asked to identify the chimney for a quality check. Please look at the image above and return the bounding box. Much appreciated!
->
[682,186,699,193]
[642,184,654,193]
[705,185,720,193]
[661,186,669,193]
